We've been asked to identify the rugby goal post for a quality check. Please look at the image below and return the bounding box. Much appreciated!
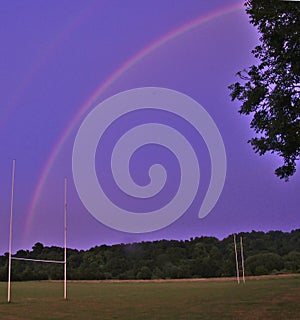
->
[233,233,246,284]
[7,160,67,302]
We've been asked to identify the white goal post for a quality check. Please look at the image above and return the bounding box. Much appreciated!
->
[233,233,246,284]
[7,160,67,302]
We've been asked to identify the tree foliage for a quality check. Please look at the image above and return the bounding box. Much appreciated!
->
[0,229,299,281]
[229,0,300,180]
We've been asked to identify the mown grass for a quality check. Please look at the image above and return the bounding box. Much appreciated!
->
[0,276,299,319]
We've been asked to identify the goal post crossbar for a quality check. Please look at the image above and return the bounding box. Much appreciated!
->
[11,257,65,264]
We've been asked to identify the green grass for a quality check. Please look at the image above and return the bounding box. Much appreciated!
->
[0,276,299,319]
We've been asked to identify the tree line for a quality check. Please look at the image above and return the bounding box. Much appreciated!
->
[0,229,299,281]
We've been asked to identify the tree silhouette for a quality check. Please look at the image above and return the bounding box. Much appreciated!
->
[229,0,300,180]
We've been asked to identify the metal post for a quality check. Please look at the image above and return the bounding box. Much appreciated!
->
[8,160,16,303]
[240,236,245,284]
[64,177,67,300]
[234,233,240,284]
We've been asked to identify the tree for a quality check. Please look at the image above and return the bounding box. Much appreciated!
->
[246,253,284,275]
[137,266,152,280]
[229,0,300,180]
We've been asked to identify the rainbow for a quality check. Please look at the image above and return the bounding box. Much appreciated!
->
[24,2,244,238]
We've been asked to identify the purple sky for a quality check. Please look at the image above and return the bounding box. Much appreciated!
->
[0,0,299,254]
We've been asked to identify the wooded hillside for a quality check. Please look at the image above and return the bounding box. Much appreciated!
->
[0,229,299,281]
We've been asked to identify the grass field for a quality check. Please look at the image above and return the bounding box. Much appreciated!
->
[0,275,299,320]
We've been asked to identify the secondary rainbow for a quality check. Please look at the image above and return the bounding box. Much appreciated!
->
[0,2,97,132]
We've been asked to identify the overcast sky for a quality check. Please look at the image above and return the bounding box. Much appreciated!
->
[0,0,299,254]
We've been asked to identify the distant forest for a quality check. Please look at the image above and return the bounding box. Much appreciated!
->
[0,230,299,281]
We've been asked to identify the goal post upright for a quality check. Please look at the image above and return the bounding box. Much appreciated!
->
[64,177,67,300]
[233,233,240,284]
[8,159,16,303]
[240,235,246,284]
